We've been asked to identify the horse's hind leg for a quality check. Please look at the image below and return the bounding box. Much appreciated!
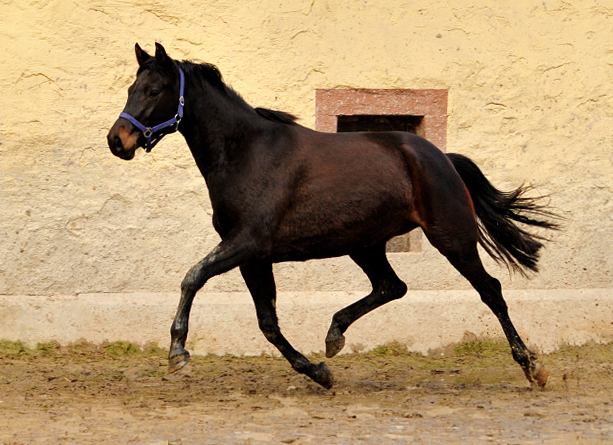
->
[240,260,334,389]
[325,241,408,357]
[425,228,548,387]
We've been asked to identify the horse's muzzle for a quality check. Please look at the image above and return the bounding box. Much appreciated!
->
[107,119,141,160]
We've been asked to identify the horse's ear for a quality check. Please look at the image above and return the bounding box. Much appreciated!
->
[135,43,151,66]
[155,42,172,67]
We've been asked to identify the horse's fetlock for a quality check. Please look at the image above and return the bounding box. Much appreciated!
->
[170,325,187,339]
[329,313,346,332]
[170,319,188,343]
[291,358,312,374]
[326,322,342,338]
[511,348,531,369]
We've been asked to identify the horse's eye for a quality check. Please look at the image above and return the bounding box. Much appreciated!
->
[149,89,160,98]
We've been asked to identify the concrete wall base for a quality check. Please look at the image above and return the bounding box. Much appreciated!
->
[1,289,611,356]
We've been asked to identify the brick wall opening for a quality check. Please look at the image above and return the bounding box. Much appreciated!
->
[337,115,424,134]
[315,89,448,253]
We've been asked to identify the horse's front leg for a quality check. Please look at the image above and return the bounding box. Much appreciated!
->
[168,236,256,373]
[240,260,334,389]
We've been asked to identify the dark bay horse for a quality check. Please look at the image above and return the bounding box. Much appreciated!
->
[107,43,558,389]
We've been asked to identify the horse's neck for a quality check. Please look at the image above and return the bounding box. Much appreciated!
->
[181,84,255,180]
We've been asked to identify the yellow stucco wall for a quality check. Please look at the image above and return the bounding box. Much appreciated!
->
[1,0,612,296]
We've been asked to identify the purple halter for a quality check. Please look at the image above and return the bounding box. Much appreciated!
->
[119,67,185,153]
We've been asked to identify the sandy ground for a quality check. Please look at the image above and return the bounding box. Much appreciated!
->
[1,340,612,444]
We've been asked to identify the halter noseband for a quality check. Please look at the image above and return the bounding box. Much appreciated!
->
[119,67,185,153]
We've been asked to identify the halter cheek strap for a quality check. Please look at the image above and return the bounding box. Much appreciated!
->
[119,67,185,153]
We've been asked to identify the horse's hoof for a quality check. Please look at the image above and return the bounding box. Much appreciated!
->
[325,332,346,358]
[168,350,190,374]
[311,362,334,389]
[523,362,548,388]
[533,363,548,388]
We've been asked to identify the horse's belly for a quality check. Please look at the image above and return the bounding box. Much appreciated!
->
[270,199,412,260]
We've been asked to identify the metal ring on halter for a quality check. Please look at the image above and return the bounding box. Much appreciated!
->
[143,128,153,138]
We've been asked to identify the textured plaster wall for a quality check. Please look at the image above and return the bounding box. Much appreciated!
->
[1,0,612,298]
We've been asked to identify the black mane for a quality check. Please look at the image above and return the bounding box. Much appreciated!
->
[178,60,298,125]
[177,60,226,92]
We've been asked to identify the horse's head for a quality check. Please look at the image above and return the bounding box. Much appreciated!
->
[107,43,183,160]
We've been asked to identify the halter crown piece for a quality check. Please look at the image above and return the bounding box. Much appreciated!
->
[119,67,185,153]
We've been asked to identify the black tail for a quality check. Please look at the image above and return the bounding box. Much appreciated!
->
[447,153,560,275]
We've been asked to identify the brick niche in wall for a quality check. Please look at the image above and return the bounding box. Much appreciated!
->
[315,88,448,152]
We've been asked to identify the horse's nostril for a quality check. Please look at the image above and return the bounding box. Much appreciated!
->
[114,134,124,151]
[107,130,123,152]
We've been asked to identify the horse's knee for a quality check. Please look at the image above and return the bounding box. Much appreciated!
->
[181,268,202,295]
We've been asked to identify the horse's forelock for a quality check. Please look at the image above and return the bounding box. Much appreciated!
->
[136,58,176,77]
